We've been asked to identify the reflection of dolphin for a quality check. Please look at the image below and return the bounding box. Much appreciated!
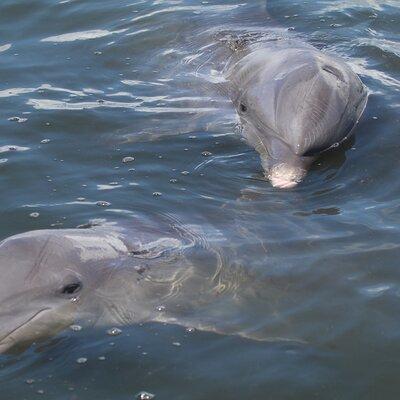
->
[224,39,368,188]
[0,217,299,354]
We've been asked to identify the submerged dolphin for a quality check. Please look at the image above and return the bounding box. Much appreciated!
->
[223,38,368,188]
[0,216,293,354]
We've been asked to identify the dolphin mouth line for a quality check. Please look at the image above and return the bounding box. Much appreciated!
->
[0,308,51,347]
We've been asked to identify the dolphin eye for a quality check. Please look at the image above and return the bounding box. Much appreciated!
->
[240,103,247,113]
[61,282,82,295]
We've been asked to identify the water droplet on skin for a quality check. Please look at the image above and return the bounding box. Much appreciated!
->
[122,156,135,163]
[202,151,212,157]
[134,265,146,274]
[29,212,40,218]
[107,327,122,336]
[96,201,111,207]
[172,342,181,347]
[77,197,86,201]
[169,179,178,184]
[70,297,79,303]
[186,327,195,333]
[41,139,50,144]
[98,356,106,361]
[152,192,162,197]
[136,391,155,400]
[181,171,189,175]
[70,325,82,332]
[25,379,35,385]
[156,305,165,312]
[76,357,87,364]
[37,389,45,395]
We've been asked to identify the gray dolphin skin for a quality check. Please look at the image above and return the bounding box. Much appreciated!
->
[0,216,285,354]
[0,218,195,353]
[224,39,368,188]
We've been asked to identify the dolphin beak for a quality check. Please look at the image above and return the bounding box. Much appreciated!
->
[0,308,52,354]
[269,176,299,189]
[267,163,306,189]
[0,338,16,354]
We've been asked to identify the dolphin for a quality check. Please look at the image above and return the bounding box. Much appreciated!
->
[0,216,298,354]
[223,38,368,188]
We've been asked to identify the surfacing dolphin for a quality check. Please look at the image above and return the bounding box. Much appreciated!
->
[222,37,368,188]
[0,216,300,354]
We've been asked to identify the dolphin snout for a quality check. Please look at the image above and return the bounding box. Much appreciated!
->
[267,163,306,189]
[0,337,16,354]
[0,308,53,354]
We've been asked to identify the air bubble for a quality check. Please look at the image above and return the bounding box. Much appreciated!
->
[96,201,111,207]
[107,327,122,336]
[8,116,27,123]
[122,156,135,163]
[136,391,155,400]
[70,325,82,332]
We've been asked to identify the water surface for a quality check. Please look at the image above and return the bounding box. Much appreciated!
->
[0,0,399,399]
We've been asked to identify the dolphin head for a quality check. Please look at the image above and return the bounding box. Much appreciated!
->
[0,229,130,354]
[231,46,368,188]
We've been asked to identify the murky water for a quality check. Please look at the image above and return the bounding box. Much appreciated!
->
[0,0,399,398]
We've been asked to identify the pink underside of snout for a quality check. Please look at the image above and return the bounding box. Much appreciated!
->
[267,163,306,189]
